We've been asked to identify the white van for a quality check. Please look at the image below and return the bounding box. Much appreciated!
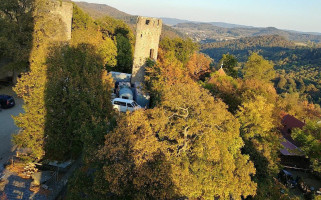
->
[112,98,141,112]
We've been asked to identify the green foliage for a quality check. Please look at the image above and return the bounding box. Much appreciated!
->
[237,96,275,139]
[160,37,199,64]
[219,54,238,78]
[72,6,133,73]
[115,34,133,73]
[204,74,242,113]
[243,52,276,82]
[292,121,321,172]
[44,44,114,161]
[0,0,34,70]
[201,35,321,106]
[95,81,257,199]
[13,2,116,161]
[13,0,68,160]
[96,16,134,73]
[72,4,93,30]
[97,37,117,67]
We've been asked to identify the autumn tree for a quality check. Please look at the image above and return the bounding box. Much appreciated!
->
[236,95,281,199]
[205,74,242,113]
[243,52,275,82]
[93,82,257,199]
[185,52,212,80]
[13,3,117,161]
[279,93,321,120]
[13,0,70,160]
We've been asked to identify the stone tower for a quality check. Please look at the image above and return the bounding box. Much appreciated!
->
[49,0,73,41]
[131,17,162,84]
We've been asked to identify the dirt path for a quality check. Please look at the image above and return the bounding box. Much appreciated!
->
[0,86,23,166]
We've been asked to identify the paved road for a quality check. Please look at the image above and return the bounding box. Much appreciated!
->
[0,86,23,165]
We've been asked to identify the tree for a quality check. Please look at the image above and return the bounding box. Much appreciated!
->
[159,37,199,65]
[236,95,281,199]
[219,54,238,78]
[186,52,211,80]
[13,2,116,161]
[277,76,287,91]
[292,121,321,172]
[13,0,70,160]
[115,34,133,73]
[96,16,134,73]
[44,44,114,161]
[237,95,275,140]
[0,0,34,76]
[95,82,257,199]
[243,52,275,82]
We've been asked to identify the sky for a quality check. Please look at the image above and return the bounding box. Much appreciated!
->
[76,0,321,33]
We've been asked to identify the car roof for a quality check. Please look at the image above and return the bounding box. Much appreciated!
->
[113,98,134,103]
[0,94,13,98]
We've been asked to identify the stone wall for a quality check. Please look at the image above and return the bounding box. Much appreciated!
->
[48,0,73,41]
[131,17,162,84]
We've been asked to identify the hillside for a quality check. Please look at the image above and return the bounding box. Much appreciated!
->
[173,22,321,44]
[74,1,130,19]
[201,35,321,105]
[162,17,255,28]
[74,1,184,39]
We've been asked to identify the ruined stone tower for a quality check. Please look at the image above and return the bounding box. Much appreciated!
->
[49,0,73,41]
[131,17,162,84]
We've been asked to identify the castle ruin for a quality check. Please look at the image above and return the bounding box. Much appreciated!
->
[49,0,73,41]
[131,17,162,84]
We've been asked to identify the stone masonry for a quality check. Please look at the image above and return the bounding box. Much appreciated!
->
[131,17,162,84]
[49,0,73,41]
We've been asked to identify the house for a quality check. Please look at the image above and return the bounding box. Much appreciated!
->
[280,114,310,170]
[281,114,305,143]
[282,114,305,134]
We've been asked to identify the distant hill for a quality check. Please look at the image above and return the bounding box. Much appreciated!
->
[74,2,130,19]
[161,18,254,29]
[173,22,321,44]
[74,1,184,39]
[202,35,296,50]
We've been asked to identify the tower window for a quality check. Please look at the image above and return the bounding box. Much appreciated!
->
[146,20,150,25]
[150,49,155,58]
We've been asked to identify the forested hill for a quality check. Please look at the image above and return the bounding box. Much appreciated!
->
[202,35,297,50]
[74,1,184,38]
[201,35,321,64]
[74,2,130,19]
[174,22,321,44]
[201,35,321,105]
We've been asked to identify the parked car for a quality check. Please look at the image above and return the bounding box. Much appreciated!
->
[112,98,141,112]
[0,94,15,109]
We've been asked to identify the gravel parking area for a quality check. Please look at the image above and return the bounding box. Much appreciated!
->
[0,86,23,166]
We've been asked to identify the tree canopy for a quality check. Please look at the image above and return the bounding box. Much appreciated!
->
[243,52,276,82]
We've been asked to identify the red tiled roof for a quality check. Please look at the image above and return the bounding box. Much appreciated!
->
[282,114,305,129]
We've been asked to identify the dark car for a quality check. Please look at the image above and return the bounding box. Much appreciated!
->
[0,95,15,109]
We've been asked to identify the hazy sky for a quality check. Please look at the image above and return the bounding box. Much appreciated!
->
[76,0,321,33]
